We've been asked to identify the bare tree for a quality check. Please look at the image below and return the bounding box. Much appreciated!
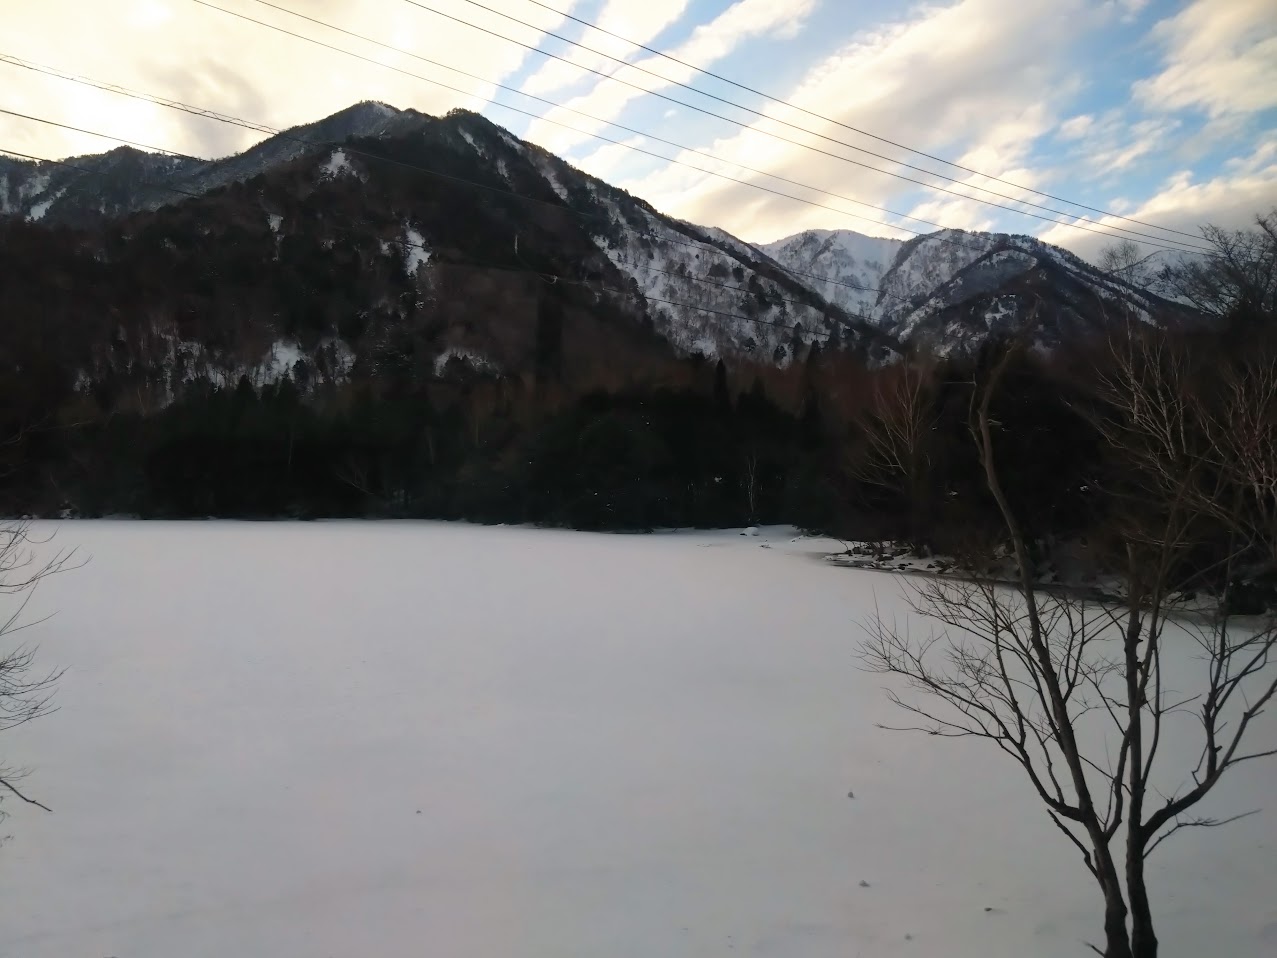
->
[861,327,1277,958]
[848,360,938,549]
[0,522,74,823]
[1156,210,1277,319]
[1098,239,1160,291]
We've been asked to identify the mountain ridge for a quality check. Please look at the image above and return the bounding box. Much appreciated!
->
[0,100,1195,391]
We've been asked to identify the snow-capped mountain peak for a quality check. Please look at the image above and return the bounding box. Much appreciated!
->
[756,228,904,317]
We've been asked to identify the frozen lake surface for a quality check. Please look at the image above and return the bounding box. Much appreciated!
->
[1,521,1274,957]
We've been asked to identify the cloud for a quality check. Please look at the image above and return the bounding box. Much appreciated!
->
[1037,135,1277,260]
[520,0,691,98]
[1058,114,1094,140]
[902,105,1056,234]
[1108,0,1149,23]
[1051,110,1181,179]
[1134,0,1277,118]
[614,0,1099,243]
[573,134,650,181]
[521,0,817,156]
[0,0,581,159]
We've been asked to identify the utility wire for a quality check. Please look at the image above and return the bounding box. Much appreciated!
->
[227,1,1207,254]
[0,73,905,305]
[184,0,1210,254]
[136,5,956,242]
[4,58,1176,332]
[405,0,1205,246]
[517,0,1201,242]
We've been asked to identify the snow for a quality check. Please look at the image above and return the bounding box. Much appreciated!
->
[594,197,820,361]
[759,228,903,317]
[17,170,50,203]
[403,225,430,274]
[433,345,498,376]
[26,197,54,221]
[1,522,1274,958]
[458,128,484,156]
[26,187,65,222]
[267,213,282,233]
[258,340,304,381]
[544,168,571,202]
[319,149,355,178]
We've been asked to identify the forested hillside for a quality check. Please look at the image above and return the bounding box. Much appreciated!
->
[1,101,1269,551]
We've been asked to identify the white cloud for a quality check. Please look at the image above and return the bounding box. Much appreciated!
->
[574,134,650,181]
[1038,136,1277,260]
[1053,110,1181,178]
[903,106,1056,234]
[0,0,582,159]
[1135,0,1277,117]
[1109,0,1149,23]
[520,1,691,98]
[1058,114,1094,140]
[614,0,1099,243]
[522,0,817,156]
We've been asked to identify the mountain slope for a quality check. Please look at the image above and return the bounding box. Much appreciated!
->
[1,98,1199,391]
[764,226,1196,352]
[0,101,412,225]
[0,105,902,415]
[756,229,903,317]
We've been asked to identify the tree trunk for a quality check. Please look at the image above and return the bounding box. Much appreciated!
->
[1094,842,1133,958]
[1124,605,1158,958]
[1127,840,1157,957]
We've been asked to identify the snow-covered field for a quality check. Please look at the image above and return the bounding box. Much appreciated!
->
[1,522,1274,957]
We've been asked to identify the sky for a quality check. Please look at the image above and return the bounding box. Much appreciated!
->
[2,0,1275,261]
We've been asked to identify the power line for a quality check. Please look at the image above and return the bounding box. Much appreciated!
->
[0,143,854,340]
[226,1,1208,255]
[0,107,200,159]
[171,3,959,242]
[175,2,954,246]
[0,63,908,306]
[185,0,1209,254]
[6,55,1176,331]
[517,0,1202,243]
[2,58,1181,344]
[410,0,1205,246]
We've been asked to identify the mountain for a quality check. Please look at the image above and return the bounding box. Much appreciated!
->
[1,103,904,406]
[0,101,411,224]
[761,227,1196,353]
[0,100,1196,409]
[756,229,903,317]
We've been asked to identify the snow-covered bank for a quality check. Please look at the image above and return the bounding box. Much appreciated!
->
[0,522,1273,957]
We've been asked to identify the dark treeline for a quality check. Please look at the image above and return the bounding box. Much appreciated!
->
[0,331,1133,545]
[1,293,1271,599]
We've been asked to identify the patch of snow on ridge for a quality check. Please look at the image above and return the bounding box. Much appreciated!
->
[434,346,499,376]
[321,150,355,178]
[18,171,50,203]
[544,169,570,202]
[404,226,430,274]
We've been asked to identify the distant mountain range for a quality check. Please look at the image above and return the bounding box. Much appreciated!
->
[0,101,1196,398]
